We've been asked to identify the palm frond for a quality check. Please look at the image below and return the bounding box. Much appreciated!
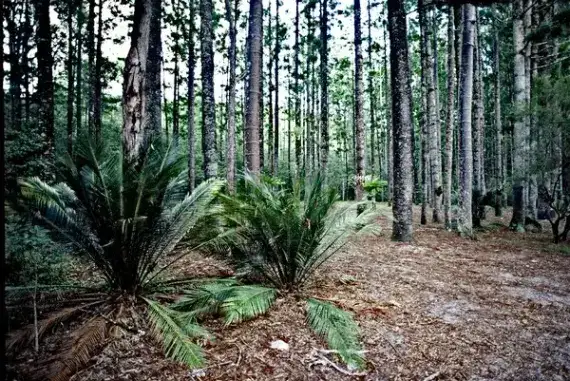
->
[171,279,239,317]
[221,286,277,325]
[144,297,208,369]
[306,298,364,369]
[7,301,104,355]
[48,316,108,381]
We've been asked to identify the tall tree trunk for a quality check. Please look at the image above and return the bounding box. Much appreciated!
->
[444,5,455,228]
[388,0,413,242]
[294,0,302,177]
[122,0,162,162]
[76,4,84,138]
[384,16,393,205]
[320,0,329,173]
[187,0,196,192]
[525,0,537,220]
[201,0,217,178]
[93,0,104,142]
[493,5,502,216]
[510,0,528,231]
[67,0,75,154]
[7,3,22,132]
[367,0,376,177]
[273,0,280,175]
[245,0,263,174]
[267,1,274,173]
[420,2,442,222]
[458,4,475,236]
[354,0,365,201]
[35,0,54,168]
[472,10,483,227]
[259,6,265,171]
[225,0,238,190]
[87,0,95,136]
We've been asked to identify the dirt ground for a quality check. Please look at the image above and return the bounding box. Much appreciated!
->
[9,206,570,381]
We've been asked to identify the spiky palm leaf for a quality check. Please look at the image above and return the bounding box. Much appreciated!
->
[173,281,276,325]
[145,298,211,369]
[221,285,277,325]
[306,298,364,369]
[216,173,379,289]
[19,137,222,293]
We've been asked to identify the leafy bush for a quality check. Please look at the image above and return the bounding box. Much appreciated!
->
[217,173,378,290]
[5,218,70,286]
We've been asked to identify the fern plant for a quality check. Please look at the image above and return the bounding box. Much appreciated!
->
[10,138,222,379]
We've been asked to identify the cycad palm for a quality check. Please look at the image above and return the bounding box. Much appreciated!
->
[12,138,222,378]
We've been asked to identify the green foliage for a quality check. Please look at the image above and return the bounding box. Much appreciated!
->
[19,137,222,293]
[145,298,211,369]
[5,216,70,286]
[217,173,379,289]
[173,281,276,325]
[306,298,364,369]
[363,178,388,201]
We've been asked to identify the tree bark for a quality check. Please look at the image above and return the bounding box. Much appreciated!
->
[354,0,365,201]
[444,5,455,228]
[509,0,528,231]
[67,0,75,154]
[458,4,475,236]
[493,4,503,216]
[367,0,376,178]
[294,0,302,178]
[35,0,54,168]
[225,0,238,190]
[388,0,414,242]
[187,0,196,192]
[472,10,482,226]
[319,0,329,173]
[76,4,84,139]
[87,0,95,135]
[245,0,263,174]
[384,16,393,205]
[93,0,104,142]
[273,0,280,175]
[201,0,217,178]
[122,0,162,162]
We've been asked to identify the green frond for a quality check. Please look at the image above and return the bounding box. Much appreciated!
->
[171,279,238,317]
[221,286,277,325]
[144,297,208,369]
[306,298,364,369]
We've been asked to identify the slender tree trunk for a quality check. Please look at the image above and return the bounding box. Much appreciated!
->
[525,0,537,220]
[201,0,217,178]
[472,10,483,227]
[87,0,95,136]
[7,3,22,132]
[67,0,75,154]
[187,0,196,192]
[76,4,84,138]
[493,8,502,216]
[444,5,455,228]
[267,1,274,173]
[35,0,54,168]
[458,4,475,236]
[245,0,263,174]
[294,0,302,177]
[122,0,162,162]
[388,0,413,242]
[273,0,280,175]
[225,0,238,190]
[320,0,329,173]
[384,18,393,205]
[510,0,528,231]
[93,0,104,142]
[367,0,376,178]
[354,0,365,201]
[287,76,292,177]
[420,2,442,222]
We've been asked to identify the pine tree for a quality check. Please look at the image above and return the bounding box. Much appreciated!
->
[201,0,217,178]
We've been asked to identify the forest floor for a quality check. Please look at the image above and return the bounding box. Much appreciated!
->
[9,205,570,381]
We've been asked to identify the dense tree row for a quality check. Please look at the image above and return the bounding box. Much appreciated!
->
[3,0,570,242]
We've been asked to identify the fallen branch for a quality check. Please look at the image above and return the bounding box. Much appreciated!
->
[422,371,442,381]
